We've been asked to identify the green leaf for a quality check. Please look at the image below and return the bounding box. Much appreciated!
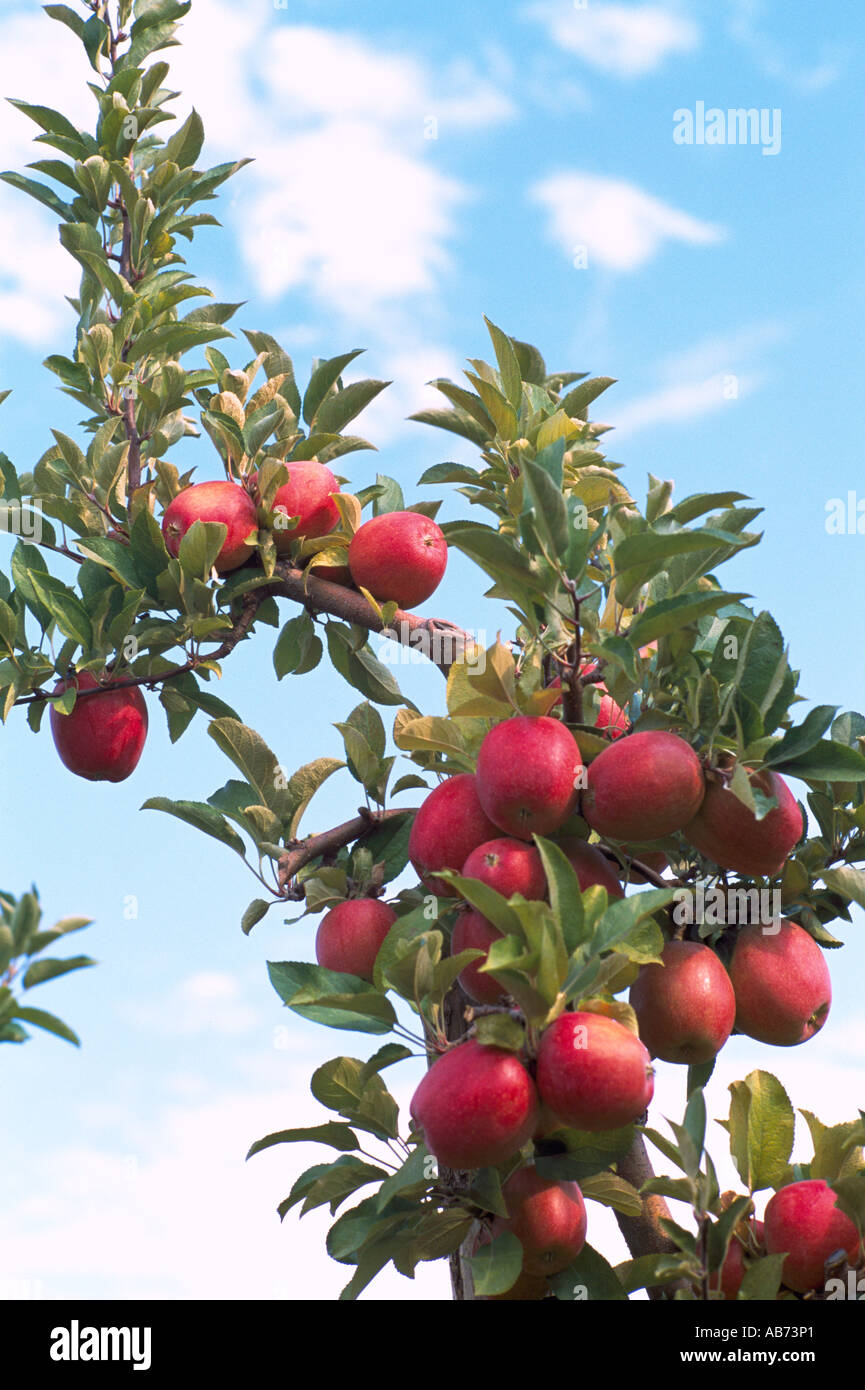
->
[141,797,247,856]
[315,380,389,434]
[267,962,397,1035]
[616,1252,694,1294]
[43,5,86,38]
[820,866,865,911]
[162,109,204,169]
[559,377,617,419]
[737,1253,787,1301]
[484,317,523,409]
[767,741,865,782]
[371,472,405,516]
[358,1043,413,1085]
[534,1125,635,1182]
[533,835,586,951]
[629,591,747,647]
[240,899,270,935]
[0,170,73,220]
[468,1230,523,1297]
[176,519,228,580]
[10,1005,79,1045]
[303,349,364,425]
[727,1070,795,1192]
[549,1242,627,1300]
[22,955,95,989]
[310,1055,399,1139]
[246,1123,359,1158]
[764,706,838,764]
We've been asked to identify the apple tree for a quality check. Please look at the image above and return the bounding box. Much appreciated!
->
[2,0,864,1301]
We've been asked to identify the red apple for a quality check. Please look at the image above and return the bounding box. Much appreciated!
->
[536,1011,654,1132]
[408,774,499,896]
[50,671,148,783]
[555,837,625,899]
[549,667,629,739]
[314,898,396,981]
[684,763,803,876]
[728,920,831,1046]
[462,837,547,901]
[475,716,583,841]
[162,480,258,573]
[267,461,340,554]
[709,1231,747,1300]
[629,940,736,1064]
[348,511,447,608]
[410,1039,538,1170]
[764,1179,860,1293]
[582,731,705,841]
[491,1166,587,1276]
[451,907,506,1005]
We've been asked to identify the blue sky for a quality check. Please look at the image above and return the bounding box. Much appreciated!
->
[1,0,864,1300]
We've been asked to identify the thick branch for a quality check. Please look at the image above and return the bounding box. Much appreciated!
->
[270,562,472,674]
[615,1133,680,1300]
[276,806,415,894]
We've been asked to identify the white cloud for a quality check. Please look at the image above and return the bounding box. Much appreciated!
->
[0,1075,449,1300]
[727,0,843,93]
[0,5,514,343]
[168,9,513,320]
[528,1,699,78]
[531,171,724,272]
[126,970,262,1037]
[612,320,785,435]
[0,7,91,344]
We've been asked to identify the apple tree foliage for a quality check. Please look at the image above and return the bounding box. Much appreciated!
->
[1,1,864,1299]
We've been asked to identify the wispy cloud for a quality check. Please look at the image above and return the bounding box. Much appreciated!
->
[527,1,699,78]
[126,971,262,1038]
[612,320,785,435]
[531,171,724,272]
[170,9,514,320]
[727,0,843,92]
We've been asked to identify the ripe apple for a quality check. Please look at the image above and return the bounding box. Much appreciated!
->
[683,763,803,876]
[549,666,629,739]
[50,671,148,782]
[709,1231,747,1300]
[410,1039,538,1169]
[629,940,736,1064]
[490,1166,587,1276]
[462,837,547,901]
[536,1011,654,1132]
[267,461,340,554]
[162,480,258,573]
[555,837,624,899]
[582,731,705,841]
[764,1179,860,1292]
[314,898,396,981]
[475,716,583,841]
[727,920,831,1046]
[451,907,506,1005]
[348,510,447,608]
[408,774,499,896]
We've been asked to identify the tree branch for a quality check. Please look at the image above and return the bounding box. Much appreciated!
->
[269,561,473,675]
[614,1132,681,1300]
[276,806,415,894]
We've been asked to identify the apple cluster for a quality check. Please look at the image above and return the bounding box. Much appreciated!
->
[364,712,832,1295]
[49,463,449,784]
